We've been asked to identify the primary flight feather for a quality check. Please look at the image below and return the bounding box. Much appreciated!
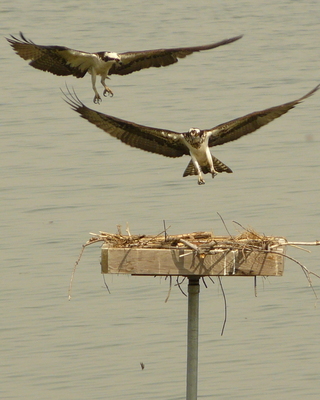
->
[7,32,242,104]
[62,85,319,185]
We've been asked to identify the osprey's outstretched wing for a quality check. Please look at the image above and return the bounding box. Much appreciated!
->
[62,88,188,158]
[108,35,243,75]
[6,32,95,78]
[207,85,320,147]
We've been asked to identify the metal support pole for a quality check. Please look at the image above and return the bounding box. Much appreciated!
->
[186,276,200,400]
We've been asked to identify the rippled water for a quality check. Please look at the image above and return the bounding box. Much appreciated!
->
[1,0,320,399]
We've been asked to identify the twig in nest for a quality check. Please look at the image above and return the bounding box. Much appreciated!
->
[217,212,234,238]
[163,220,168,241]
[201,276,215,288]
[68,235,107,300]
[139,225,171,247]
[230,219,320,298]
[125,222,131,237]
[103,274,111,294]
[202,277,208,288]
[218,277,228,336]
[179,238,199,251]
[285,240,320,247]
[261,249,320,300]
[282,253,320,299]
[233,220,263,240]
[176,276,187,297]
[207,276,215,285]
[68,244,86,300]
[165,275,172,303]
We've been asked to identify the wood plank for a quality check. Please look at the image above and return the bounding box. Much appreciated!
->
[101,246,285,276]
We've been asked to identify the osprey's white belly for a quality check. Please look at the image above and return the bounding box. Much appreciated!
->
[190,146,211,165]
[89,58,114,76]
[182,137,211,166]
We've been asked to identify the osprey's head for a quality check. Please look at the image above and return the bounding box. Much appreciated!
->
[188,128,201,136]
[184,128,206,148]
[102,52,122,64]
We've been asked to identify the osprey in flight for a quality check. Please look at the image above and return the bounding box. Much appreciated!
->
[7,32,242,104]
[63,85,319,185]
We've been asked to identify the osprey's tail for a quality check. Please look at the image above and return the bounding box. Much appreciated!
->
[183,154,232,177]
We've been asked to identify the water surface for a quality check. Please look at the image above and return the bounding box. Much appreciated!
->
[1,1,320,399]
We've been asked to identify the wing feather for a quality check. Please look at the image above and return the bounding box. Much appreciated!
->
[207,85,320,147]
[62,88,188,158]
[6,32,92,78]
[108,35,243,76]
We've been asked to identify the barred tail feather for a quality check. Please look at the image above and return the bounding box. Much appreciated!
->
[183,154,232,177]
[211,155,233,173]
[183,160,196,177]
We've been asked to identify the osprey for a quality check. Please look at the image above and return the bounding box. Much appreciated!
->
[7,32,242,104]
[63,85,319,184]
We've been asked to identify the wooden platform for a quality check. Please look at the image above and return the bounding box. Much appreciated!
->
[100,231,286,277]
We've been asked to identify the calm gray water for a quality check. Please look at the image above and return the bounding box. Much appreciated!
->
[1,0,320,399]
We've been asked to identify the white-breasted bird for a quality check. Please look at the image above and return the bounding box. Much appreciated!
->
[7,32,242,104]
[63,85,319,184]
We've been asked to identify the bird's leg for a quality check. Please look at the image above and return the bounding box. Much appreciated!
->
[101,76,114,97]
[206,149,218,179]
[91,72,102,104]
[191,157,206,185]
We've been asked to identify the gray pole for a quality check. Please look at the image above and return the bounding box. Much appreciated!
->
[186,276,200,400]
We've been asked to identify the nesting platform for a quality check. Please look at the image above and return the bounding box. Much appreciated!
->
[100,231,286,277]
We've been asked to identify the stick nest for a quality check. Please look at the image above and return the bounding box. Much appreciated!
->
[87,229,284,256]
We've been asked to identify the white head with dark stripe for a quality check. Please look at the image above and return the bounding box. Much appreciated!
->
[98,51,122,64]
[184,128,206,148]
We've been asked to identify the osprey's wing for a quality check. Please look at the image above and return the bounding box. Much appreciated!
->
[62,88,188,158]
[6,32,98,78]
[108,35,243,76]
[207,85,319,147]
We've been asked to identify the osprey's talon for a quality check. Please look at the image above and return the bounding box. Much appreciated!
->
[103,88,114,97]
[93,94,102,104]
[211,172,217,179]
[198,178,206,185]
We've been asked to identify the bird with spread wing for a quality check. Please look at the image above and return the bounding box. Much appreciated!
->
[7,32,242,104]
[62,85,319,185]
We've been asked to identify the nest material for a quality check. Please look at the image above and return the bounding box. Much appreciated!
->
[89,229,284,257]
